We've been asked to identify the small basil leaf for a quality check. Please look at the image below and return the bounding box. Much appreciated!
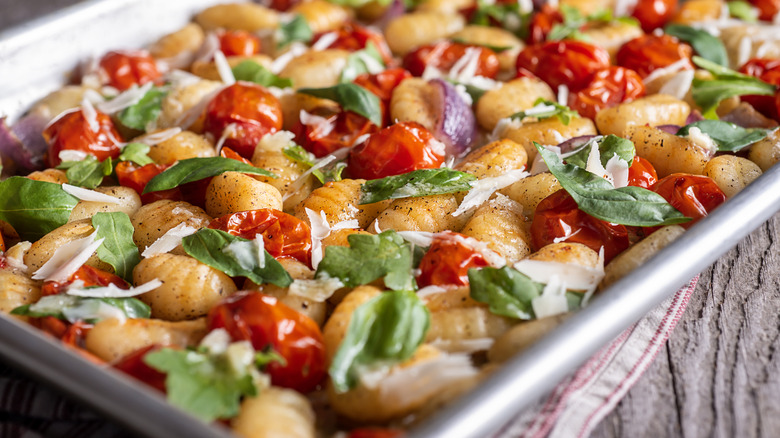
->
[468,266,543,319]
[0,177,79,241]
[182,228,292,287]
[677,120,769,152]
[510,98,579,125]
[535,143,691,227]
[143,157,276,193]
[316,230,415,291]
[118,142,155,166]
[329,290,430,392]
[359,169,476,204]
[100,297,152,319]
[277,15,312,49]
[564,135,635,169]
[692,56,776,119]
[57,156,113,189]
[664,24,728,67]
[283,145,345,184]
[92,212,140,282]
[340,42,385,83]
[232,60,293,88]
[118,87,166,131]
[727,1,758,21]
[298,84,383,126]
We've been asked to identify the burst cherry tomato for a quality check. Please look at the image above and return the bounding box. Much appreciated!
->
[528,5,564,44]
[220,146,254,165]
[313,22,393,64]
[293,110,379,158]
[203,82,283,159]
[631,0,678,32]
[516,40,611,91]
[218,30,262,57]
[569,66,646,119]
[114,345,168,393]
[739,58,780,120]
[41,264,129,297]
[44,108,123,167]
[98,50,161,91]
[616,34,693,79]
[750,0,780,21]
[116,161,182,204]
[353,67,412,105]
[646,174,726,231]
[208,209,312,266]
[347,121,445,180]
[626,156,658,189]
[417,231,490,288]
[0,232,5,253]
[348,429,405,438]
[29,318,102,363]
[531,189,629,263]
[207,292,326,393]
[404,41,500,79]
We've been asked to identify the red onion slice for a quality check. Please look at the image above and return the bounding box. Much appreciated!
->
[376,0,405,30]
[0,114,49,171]
[429,78,477,157]
[721,103,779,129]
[557,135,598,154]
[656,124,681,134]
[685,110,704,124]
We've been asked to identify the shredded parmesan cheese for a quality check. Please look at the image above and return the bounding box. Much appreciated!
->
[643,58,690,85]
[59,150,90,162]
[66,279,163,298]
[271,42,308,74]
[142,223,198,258]
[685,126,718,156]
[557,84,569,107]
[658,69,695,99]
[96,82,154,114]
[288,276,345,302]
[513,259,605,292]
[453,169,529,216]
[214,123,238,155]
[416,285,449,298]
[81,98,100,133]
[213,50,236,85]
[305,209,359,269]
[311,32,339,51]
[429,337,495,354]
[300,110,336,137]
[134,127,182,146]
[200,328,232,355]
[32,230,105,283]
[283,154,338,202]
[62,184,122,204]
[396,231,435,247]
[531,275,570,319]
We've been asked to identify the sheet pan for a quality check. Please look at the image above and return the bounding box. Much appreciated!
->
[1,1,779,437]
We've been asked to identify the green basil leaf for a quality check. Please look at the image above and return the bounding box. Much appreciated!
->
[182,228,292,287]
[564,135,635,169]
[316,230,415,291]
[298,83,383,126]
[535,143,691,226]
[677,120,770,152]
[329,290,430,392]
[57,156,113,189]
[566,291,584,311]
[359,169,476,204]
[692,56,776,119]
[277,15,313,49]
[143,157,276,193]
[468,266,543,319]
[282,144,345,184]
[11,295,150,322]
[232,60,293,88]
[664,24,728,67]
[118,142,155,166]
[92,212,140,282]
[144,348,257,422]
[340,42,386,83]
[469,0,529,37]
[547,6,614,41]
[0,177,79,241]
[727,0,758,21]
[510,98,579,125]
[118,87,166,131]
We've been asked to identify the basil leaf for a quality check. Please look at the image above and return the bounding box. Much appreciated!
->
[564,135,635,169]
[359,169,476,205]
[144,348,257,422]
[566,291,584,311]
[57,156,113,189]
[277,15,312,49]
[232,60,293,88]
[692,56,776,119]
[0,177,79,241]
[468,266,543,319]
[664,24,728,67]
[677,120,769,152]
[298,84,383,126]
[727,1,758,21]
[469,0,529,37]
[510,98,579,125]
[340,42,385,83]
[118,87,166,131]
[118,142,155,166]
[316,230,415,291]
[547,6,614,41]
[329,290,430,392]
[282,145,345,184]
[11,295,150,322]
[182,228,292,287]
[143,157,276,193]
[92,212,140,282]
[535,143,691,226]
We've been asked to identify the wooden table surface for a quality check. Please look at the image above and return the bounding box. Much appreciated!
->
[3,1,780,437]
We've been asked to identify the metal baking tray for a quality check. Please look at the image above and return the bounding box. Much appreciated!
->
[1,1,779,437]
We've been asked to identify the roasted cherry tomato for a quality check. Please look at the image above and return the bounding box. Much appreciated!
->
[262,0,302,11]
[207,292,326,393]
[203,82,283,159]
[404,41,500,79]
[750,0,780,21]
[41,264,129,297]
[313,22,393,64]
[208,209,313,266]
[353,67,412,104]
[531,189,629,263]
[114,345,168,393]
[528,5,564,44]
[631,0,678,32]
[646,173,726,231]
[739,58,780,120]
[116,161,182,204]
[417,231,490,288]
[98,50,161,91]
[218,30,262,57]
[347,121,445,180]
[220,146,254,165]
[626,156,658,189]
[28,317,102,364]
[616,34,693,79]
[0,232,5,253]
[516,40,611,91]
[293,109,379,158]
[569,66,646,119]
[44,108,123,167]
[347,429,405,438]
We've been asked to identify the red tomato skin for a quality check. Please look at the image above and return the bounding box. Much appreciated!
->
[292,110,379,158]
[0,232,5,253]
[403,41,500,79]
[44,109,123,167]
[114,345,168,393]
[530,189,629,263]
[616,34,693,79]
[739,58,780,120]
[417,231,490,288]
[208,209,313,266]
[353,67,412,105]
[218,30,261,57]
[528,5,564,44]
[203,82,283,159]
[631,0,678,32]
[314,23,393,65]
[115,161,183,204]
[569,66,646,119]
[645,173,726,232]
[41,265,129,297]
[626,156,658,189]
[262,0,302,11]
[750,0,780,21]
[207,292,326,393]
[515,40,611,92]
[98,50,161,91]
[347,121,445,180]
[347,429,405,438]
